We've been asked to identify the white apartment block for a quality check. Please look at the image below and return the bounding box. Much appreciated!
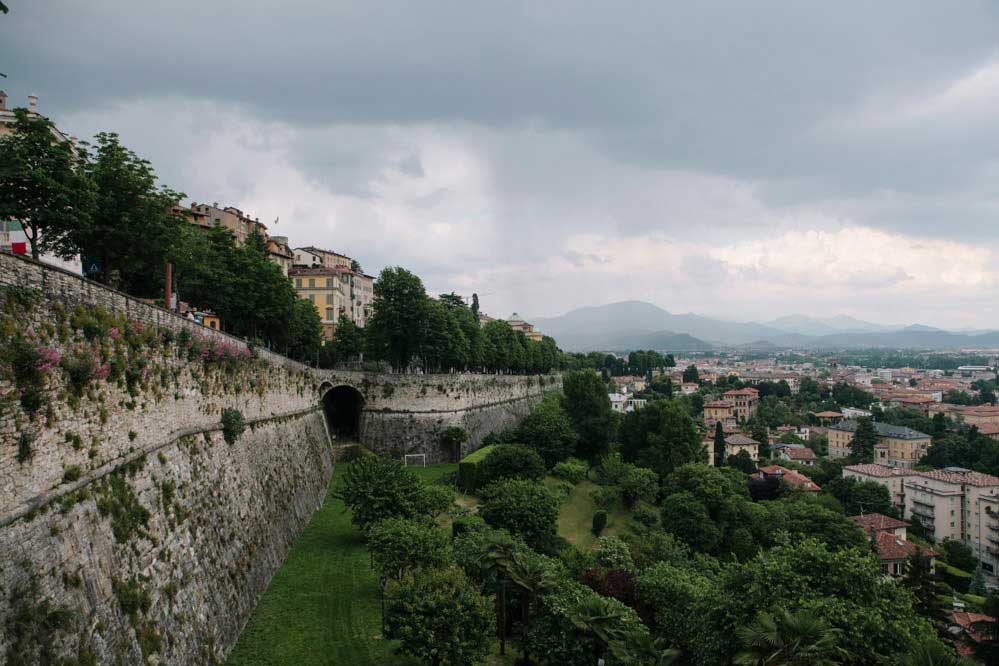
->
[903,468,999,574]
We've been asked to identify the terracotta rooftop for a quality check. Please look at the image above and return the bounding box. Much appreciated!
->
[874,531,933,561]
[813,411,843,418]
[843,463,918,478]
[756,465,821,492]
[914,469,999,487]
[784,447,817,461]
[725,434,760,447]
[724,388,760,397]
[849,513,909,534]
[705,400,734,408]
[977,423,999,436]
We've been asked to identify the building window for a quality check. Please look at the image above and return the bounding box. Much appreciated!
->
[326,293,333,304]
[326,308,334,321]
[295,278,302,288]
[309,278,315,288]
[326,278,333,287]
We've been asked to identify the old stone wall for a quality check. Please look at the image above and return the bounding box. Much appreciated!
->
[0,253,558,663]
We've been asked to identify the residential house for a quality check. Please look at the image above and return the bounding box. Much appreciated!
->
[827,420,931,468]
[752,465,821,492]
[724,433,760,462]
[610,393,647,414]
[849,513,934,577]
[292,246,374,327]
[903,468,999,573]
[265,236,295,276]
[190,203,268,247]
[723,388,760,422]
[777,446,817,466]
[290,267,348,340]
[843,464,918,509]
[680,382,699,395]
[950,612,996,659]
[703,400,735,422]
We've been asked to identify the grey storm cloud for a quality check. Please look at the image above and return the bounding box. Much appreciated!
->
[4,1,999,325]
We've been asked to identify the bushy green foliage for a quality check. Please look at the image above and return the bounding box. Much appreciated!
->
[562,370,616,463]
[337,456,431,531]
[476,444,546,488]
[938,538,977,573]
[96,472,151,544]
[221,408,245,445]
[457,445,496,492]
[517,393,577,467]
[595,536,634,571]
[439,425,469,461]
[552,459,587,484]
[619,399,703,478]
[385,567,493,666]
[368,517,451,579]
[479,479,560,551]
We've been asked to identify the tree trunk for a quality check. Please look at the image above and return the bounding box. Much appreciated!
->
[499,581,506,655]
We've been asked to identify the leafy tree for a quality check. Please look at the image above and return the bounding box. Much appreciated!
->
[733,608,846,666]
[368,517,451,579]
[479,479,560,551]
[850,418,877,463]
[619,399,702,479]
[0,108,92,260]
[385,567,492,666]
[517,393,577,467]
[619,465,660,508]
[903,547,944,621]
[336,456,427,531]
[477,530,519,655]
[897,636,973,666]
[365,267,429,370]
[476,445,546,487]
[661,491,722,554]
[682,364,700,383]
[939,538,978,573]
[823,477,895,517]
[562,370,616,463]
[608,632,681,666]
[439,426,469,463]
[727,450,757,474]
[595,536,635,570]
[331,313,364,363]
[714,421,726,467]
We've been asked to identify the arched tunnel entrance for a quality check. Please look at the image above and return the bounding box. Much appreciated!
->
[321,384,365,441]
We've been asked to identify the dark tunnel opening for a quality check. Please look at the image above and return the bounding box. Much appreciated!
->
[321,385,364,441]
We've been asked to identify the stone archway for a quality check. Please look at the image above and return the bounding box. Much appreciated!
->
[320,383,365,441]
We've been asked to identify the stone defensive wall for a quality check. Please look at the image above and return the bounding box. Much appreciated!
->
[0,252,555,664]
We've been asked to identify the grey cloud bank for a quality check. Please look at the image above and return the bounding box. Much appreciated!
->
[4,1,999,327]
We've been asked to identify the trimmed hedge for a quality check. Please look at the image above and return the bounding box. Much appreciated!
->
[457,445,496,492]
[937,562,972,594]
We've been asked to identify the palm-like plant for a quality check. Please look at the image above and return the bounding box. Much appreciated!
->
[609,631,681,666]
[733,608,847,666]
[477,531,519,655]
[568,595,632,661]
[507,552,559,661]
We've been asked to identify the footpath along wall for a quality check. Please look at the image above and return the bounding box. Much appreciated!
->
[0,252,557,664]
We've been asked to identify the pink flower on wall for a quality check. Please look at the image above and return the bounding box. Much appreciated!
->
[35,347,61,373]
[109,327,121,341]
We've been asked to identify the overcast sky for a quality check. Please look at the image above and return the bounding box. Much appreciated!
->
[4,2,999,328]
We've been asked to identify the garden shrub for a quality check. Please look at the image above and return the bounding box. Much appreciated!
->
[552,459,587,484]
[221,408,245,445]
[457,445,496,492]
[476,445,546,488]
[479,479,560,551]
[632,501,659,528]
[595,536,634,570]
[591,486,621,511]
[592,510,608,535]
[619,465,659,507]
[452,514,488,539]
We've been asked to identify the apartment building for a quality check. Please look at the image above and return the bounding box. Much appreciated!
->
[290,267,348,340]
[827,420,931,467]
[190,203,269,247]
[292,246,374,328]
[506,313,544,342]
[265,236,294,276]
[723,388,760,422]
[704,400,735,422]
[903,468,999,573]
[842,464,918,508]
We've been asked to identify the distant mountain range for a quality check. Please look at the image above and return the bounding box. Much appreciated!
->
[530,301,999,352]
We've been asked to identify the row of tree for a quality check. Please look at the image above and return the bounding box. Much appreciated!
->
[332,267,565,373]
[0,108,325,362]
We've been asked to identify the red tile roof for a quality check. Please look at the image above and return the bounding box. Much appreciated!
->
[755,465,821,492]
[704,400,734,408]
[725,434,760,447]
[849,513,909,534]
[784,448,817,461]
[952,611,995,655]
[724,388,760,397]
[874,531,934,561]
[813,411,843,418]
[843,464,918,479]
[916,469,999,487]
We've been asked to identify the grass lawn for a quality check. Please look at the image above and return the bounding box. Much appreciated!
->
[556,479,633,550]
[227,463,465,666]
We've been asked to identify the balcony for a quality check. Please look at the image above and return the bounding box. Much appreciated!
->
[911,498,936,509]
